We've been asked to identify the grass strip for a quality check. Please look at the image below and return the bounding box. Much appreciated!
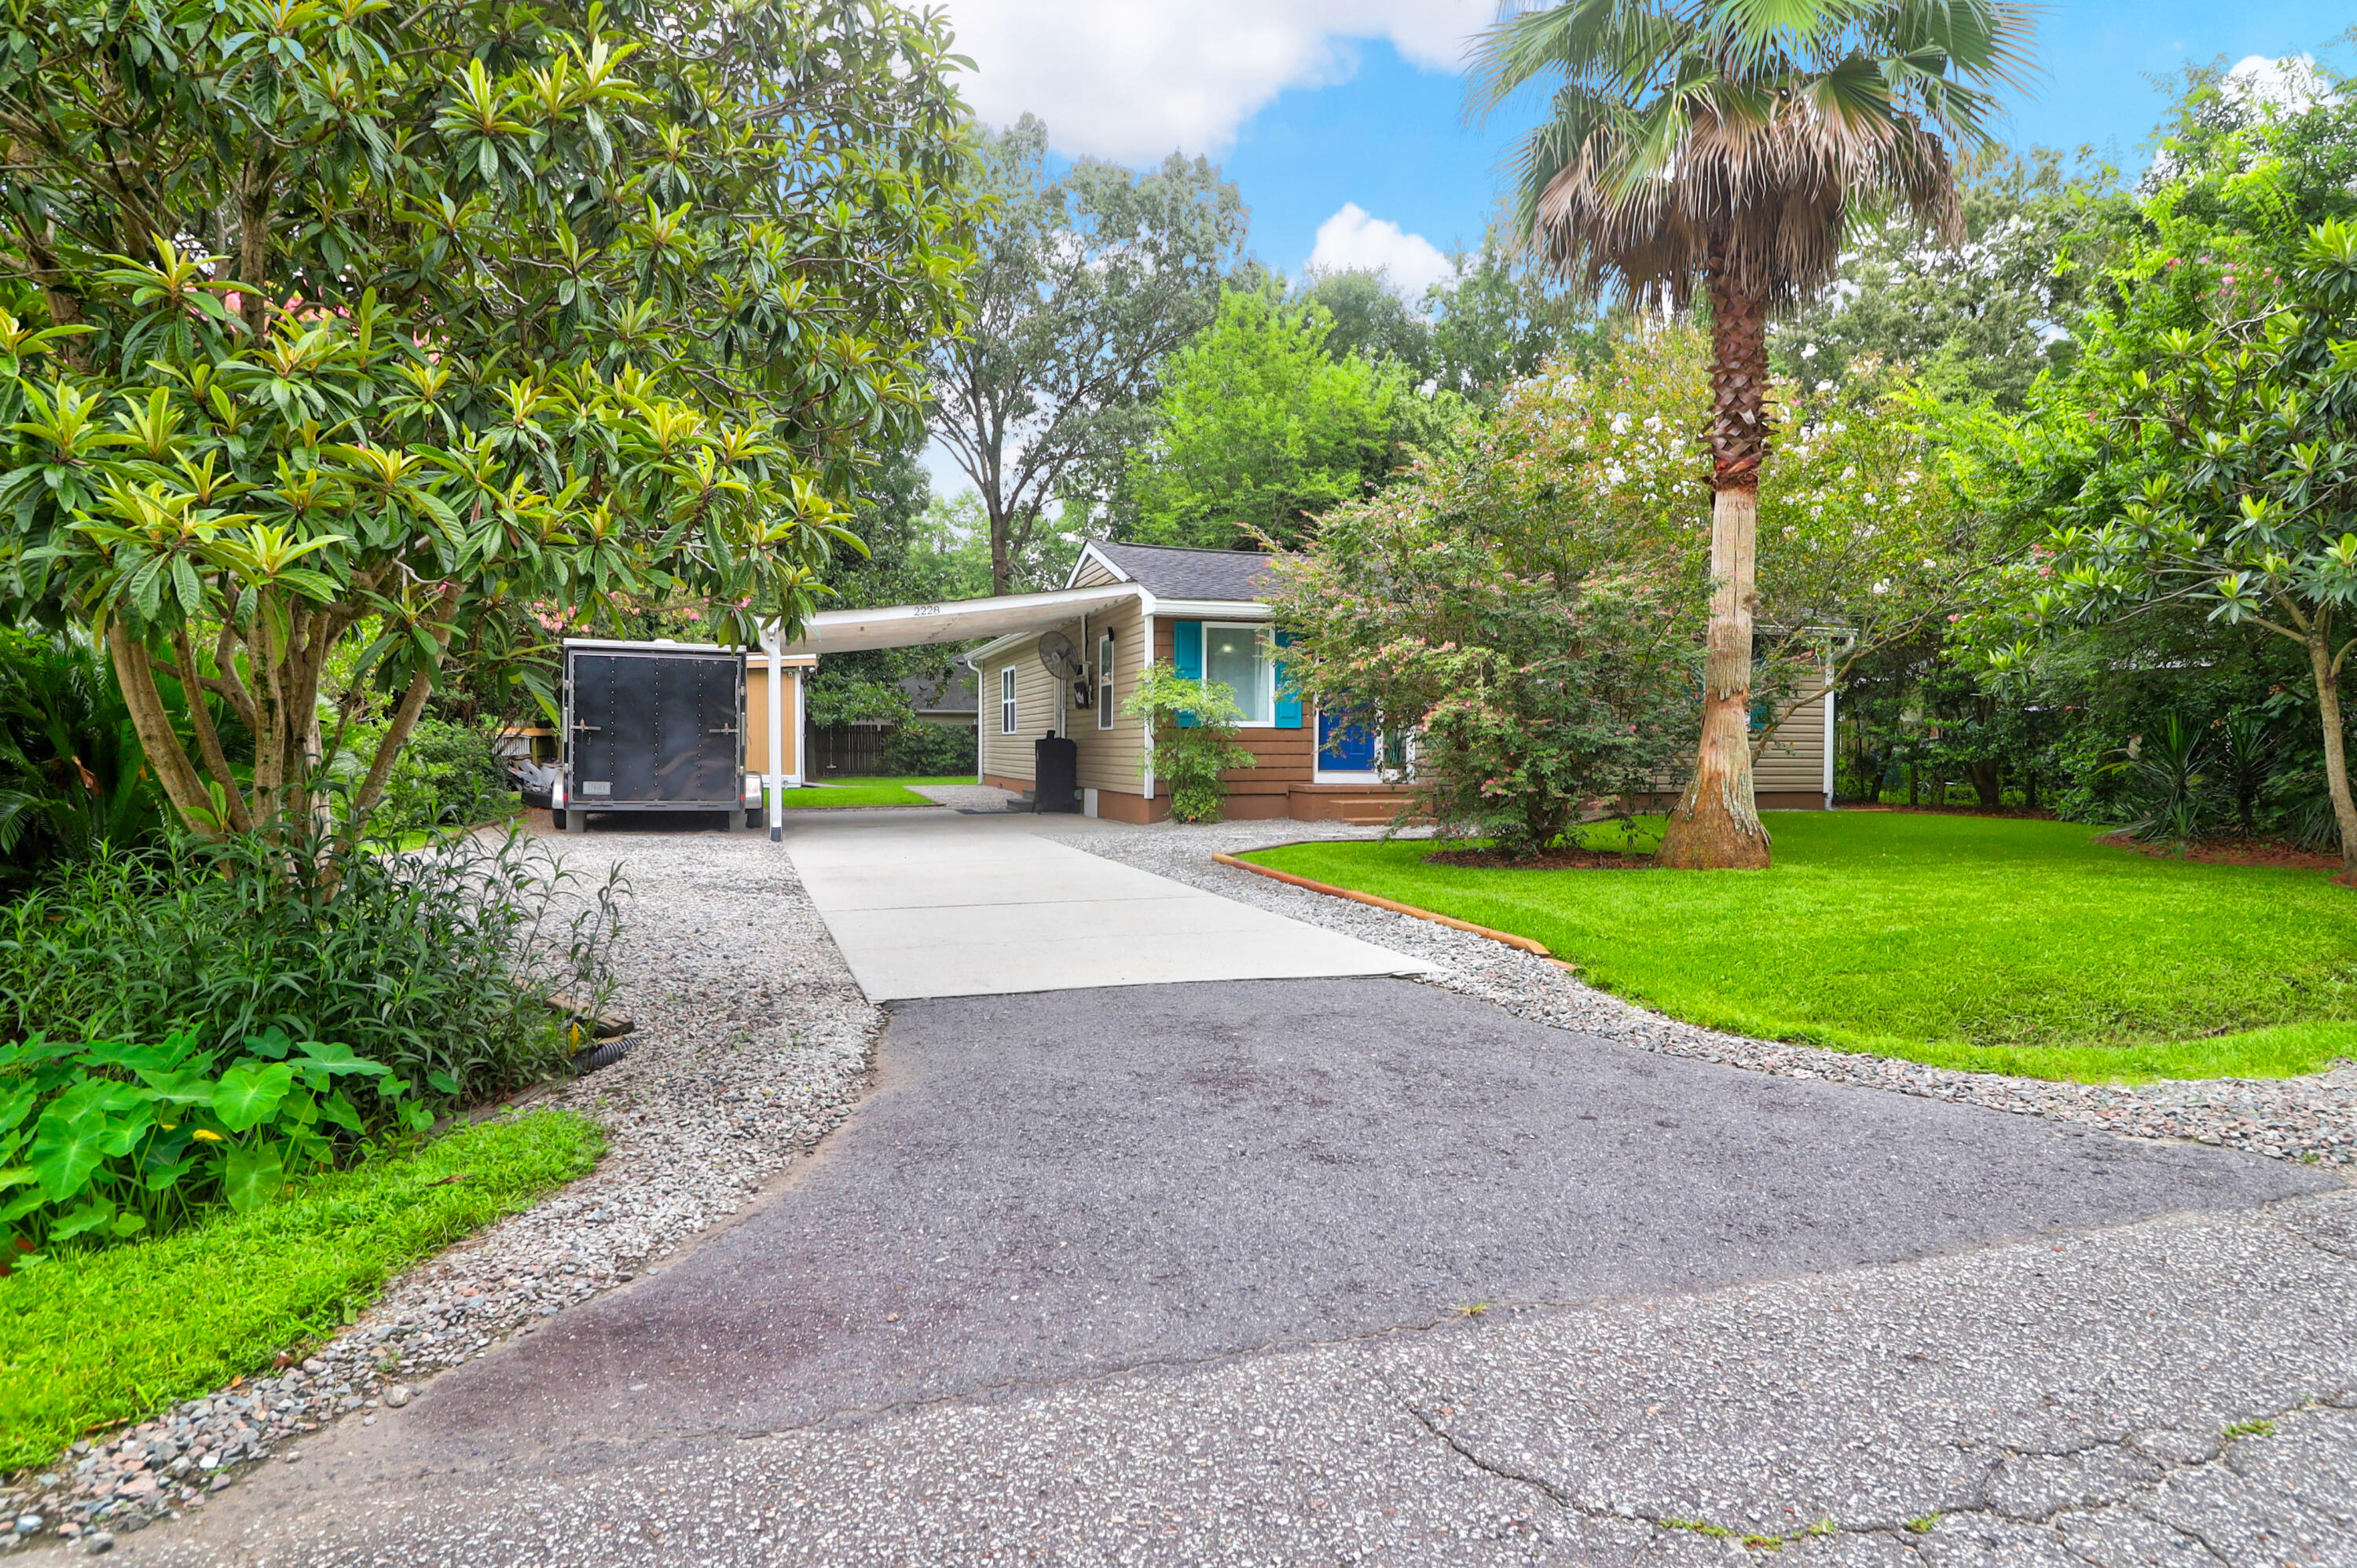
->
[780,775,966,808]
[0,1108,603,1471]
[1241,813,2357,1083]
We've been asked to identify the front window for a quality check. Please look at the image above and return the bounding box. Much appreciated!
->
[1097,632,1116,730]
[1204,623,1272,725]
[999,666,1017,735]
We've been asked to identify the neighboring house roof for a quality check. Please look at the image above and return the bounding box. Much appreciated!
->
[1076,540,1274,603]
[900,669,977,715]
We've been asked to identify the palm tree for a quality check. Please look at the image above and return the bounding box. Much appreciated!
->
[1468,0,2036,867]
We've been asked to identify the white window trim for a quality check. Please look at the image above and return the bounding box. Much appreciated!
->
[1096,631,1116,731]
[999,665,1017,735]
[1201,621,1274,728]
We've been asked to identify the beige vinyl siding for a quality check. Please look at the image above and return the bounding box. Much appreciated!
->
[1069,551,1125,589]
[1755,685,1831,798]
[980,638,1065,784]
[1072,614,1148,797]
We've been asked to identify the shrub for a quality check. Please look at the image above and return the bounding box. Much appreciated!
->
[1268,458,1699,858]
[881,721,977,776]
[363,719,519,835]
[0,826,622,1110]
[0,631,167,881]
[1123,664,1255,822]
[0,1028,436,1256]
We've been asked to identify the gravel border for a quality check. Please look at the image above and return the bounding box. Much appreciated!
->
[0,832,882,1552]
[1049,817,2357,1171]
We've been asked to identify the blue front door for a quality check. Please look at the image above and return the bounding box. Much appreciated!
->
[1318,708,1379,772]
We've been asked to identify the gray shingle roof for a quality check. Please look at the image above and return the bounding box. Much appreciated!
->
[899,669,977,714]
[1089,540,1274,603]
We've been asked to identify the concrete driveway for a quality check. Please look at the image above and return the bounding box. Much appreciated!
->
[112,979,2348,1566]
[784,809,1435,1000]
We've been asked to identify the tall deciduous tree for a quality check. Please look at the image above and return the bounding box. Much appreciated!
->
[1468,0,2035,867]
[1121,285,1450,551]
[0,0,973,841]
[927,116,1248,594]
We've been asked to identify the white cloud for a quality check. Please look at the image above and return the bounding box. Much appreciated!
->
[1306,203,1459,298]
[2221,53,2333,112]
[935,0,1497,163]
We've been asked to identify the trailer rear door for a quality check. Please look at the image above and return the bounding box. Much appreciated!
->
[570,649,741,806]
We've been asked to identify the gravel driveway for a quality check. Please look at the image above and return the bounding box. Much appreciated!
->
[11,817,2355,1566]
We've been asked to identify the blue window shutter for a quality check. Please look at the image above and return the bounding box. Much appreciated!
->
[1171,620,1202,728]
[1272,629,1303,729]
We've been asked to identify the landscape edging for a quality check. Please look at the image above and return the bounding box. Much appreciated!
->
[1211,847,1575,970]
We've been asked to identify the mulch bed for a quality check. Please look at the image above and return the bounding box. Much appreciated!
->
[1424,848,1656,870]
[2093,830,2346,872]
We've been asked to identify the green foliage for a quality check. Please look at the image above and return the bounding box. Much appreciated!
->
[1244,815,2357,1082]
[1123,285,1457,550]
[881,723,976,777]
[1122,665,1253,823]
[930,115,1248,592]
[1774,150,2131,409]
[0,1026,436,1257]
[365,719,518,836]
[0,1107,601,1472]
[1953,83,2357,867]
[1266,355,1701,855]
[0,629,166,878]
[1422,227,1608,401]
[0,0,976,835]
[1297,269,1435,376]
[0,826,621,1110]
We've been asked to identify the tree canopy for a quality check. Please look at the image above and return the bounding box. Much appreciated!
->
[926,115,1247,593]
[0,0,974,836]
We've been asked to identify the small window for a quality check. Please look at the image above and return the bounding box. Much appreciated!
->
[999,665,1017,735]
[1204,622,1272,725]
[1097,632,1116,730]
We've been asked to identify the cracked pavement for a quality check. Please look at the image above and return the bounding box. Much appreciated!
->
[52,980,2355,1566]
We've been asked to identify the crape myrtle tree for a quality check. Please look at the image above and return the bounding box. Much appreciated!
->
[0,0,973,841]
[1265,348,1702,856]
[1468,0,2036,868]
[927,115,1248,594]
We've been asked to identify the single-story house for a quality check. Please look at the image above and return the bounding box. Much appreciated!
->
[901,669,978,727]
[766,538,1833,822]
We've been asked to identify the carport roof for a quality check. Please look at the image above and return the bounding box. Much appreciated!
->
[781,582,1137,654]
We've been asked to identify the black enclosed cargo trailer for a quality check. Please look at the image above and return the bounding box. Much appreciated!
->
[555,639,757,830]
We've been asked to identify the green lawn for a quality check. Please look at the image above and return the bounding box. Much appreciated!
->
[0,1108,603,1470]
[779,775,967,808]
[1242,813,2357,1083]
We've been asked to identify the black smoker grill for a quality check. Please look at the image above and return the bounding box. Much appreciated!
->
[557,639,757,830]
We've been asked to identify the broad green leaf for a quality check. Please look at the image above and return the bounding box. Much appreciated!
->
[48,1194,116,1240]
[212,1061,295,1132]
[0,1083,35,1133]
[222,1142,285,1214]
[29,1106,108,1203]
[427,1069,459,1095]
[293,1040,390,1076]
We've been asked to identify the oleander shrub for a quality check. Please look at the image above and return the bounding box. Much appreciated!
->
[0,826,623,1111]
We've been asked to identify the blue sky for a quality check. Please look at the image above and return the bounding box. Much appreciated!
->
[923,0,2344,497]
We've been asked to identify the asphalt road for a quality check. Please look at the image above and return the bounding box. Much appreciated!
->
[73,979,2350,1566]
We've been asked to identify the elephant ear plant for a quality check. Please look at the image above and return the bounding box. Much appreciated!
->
[0,1027,435,1264]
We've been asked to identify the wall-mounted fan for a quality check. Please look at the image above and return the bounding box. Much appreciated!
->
[1037,630,1087,681]
[1038,631,1093,709]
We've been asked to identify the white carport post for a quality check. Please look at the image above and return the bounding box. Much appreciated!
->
[761,622,786,842]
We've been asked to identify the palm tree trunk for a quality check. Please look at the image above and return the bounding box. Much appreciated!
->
[1659,263,1772,870]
